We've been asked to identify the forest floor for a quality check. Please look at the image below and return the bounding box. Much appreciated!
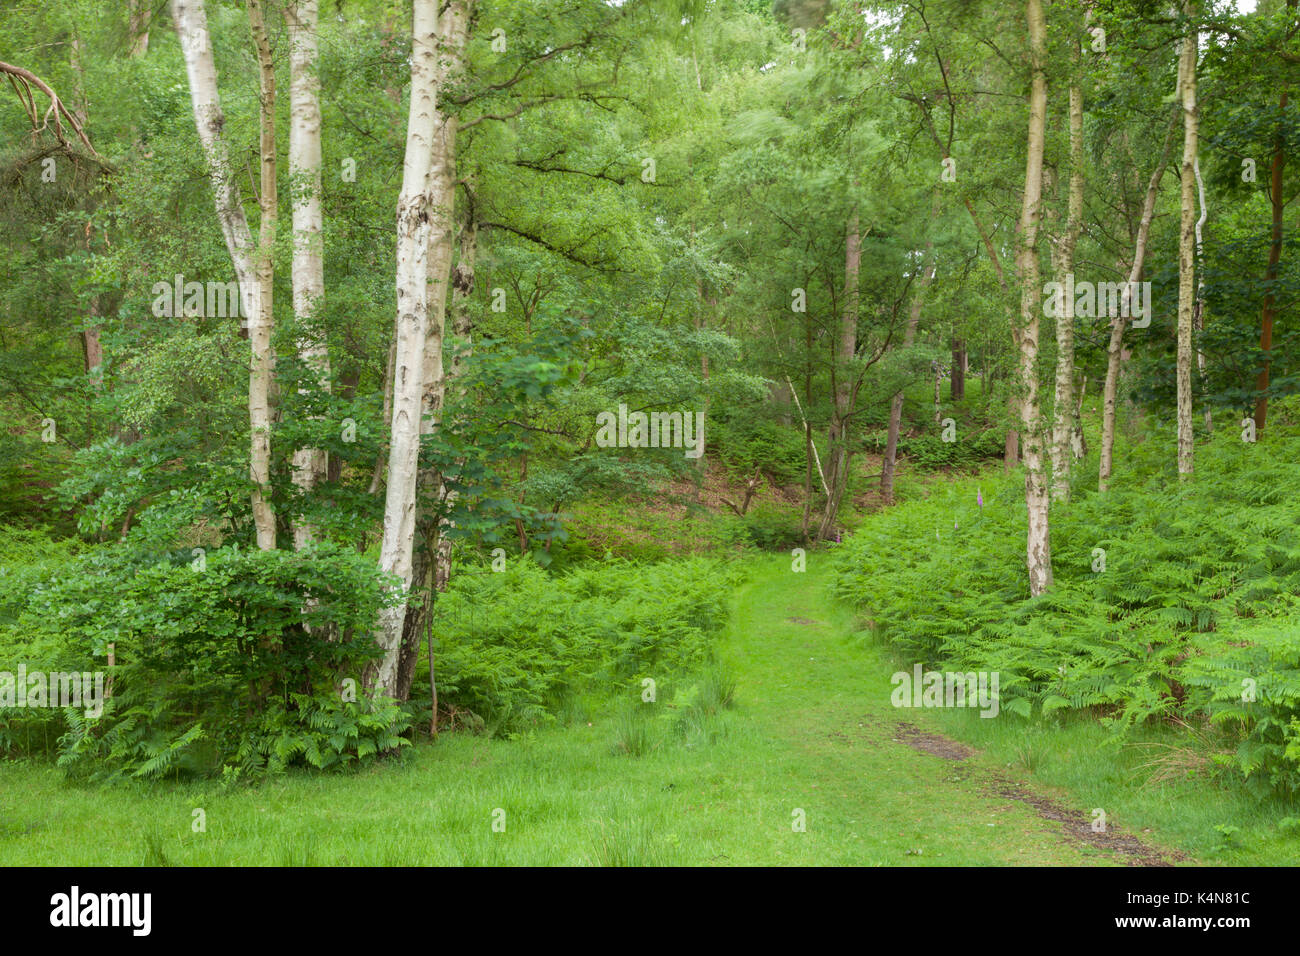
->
[0,555,1215,866]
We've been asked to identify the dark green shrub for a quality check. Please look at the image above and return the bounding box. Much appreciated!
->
[739,501,804,551]
[2,542,405,780]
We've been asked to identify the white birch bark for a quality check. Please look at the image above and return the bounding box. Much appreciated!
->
[393,0,474,701]
[288,0,331,550]
[248,0,278,551]
[1176,8,1198,477]
[1050,59,1083,503]
[1015,0,1052,596]
[172,0,275,549]
[371,0,442,696]
[1194,155,1211,432]
[1099,115,1176,491]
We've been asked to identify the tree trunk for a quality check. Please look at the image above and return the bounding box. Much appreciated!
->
[287,0,331,550]
[1176,8,1198,478]
[68,40,106,421]
[1194,154,1211,433]
[370,0,445,697]
[1049,59,1083,503]
[817,210,859,540]
[173,0,274,549]
[128,0,152,57]
[389,0,474,702]
[1071,374,1087,459]
[82,325,103,381]
[933,361,942,423]
[1254,88,1287,430]
[882,218,936,506]
[1100,114,1177,491]
[950,339,965,400]
[248,0,278,549]
[1015,0,1052,596]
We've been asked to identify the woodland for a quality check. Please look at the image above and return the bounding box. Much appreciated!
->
[0,0,1298,867]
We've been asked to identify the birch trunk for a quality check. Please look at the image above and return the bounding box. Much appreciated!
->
[248,0,278,550]
[370,0,443,697]
[1176,9,1198,477]
[395,1,474,700]
[1099,115,1176,491]
[287,0,331,550]
[396,199,475,700]
[933,362,942,424]
[1050,63,1083,503]
[1071,374,1087,458]
[1194,154,1212,433]
[1015,0,1052,596]
[392,146,454,702]
[172,0,274,549]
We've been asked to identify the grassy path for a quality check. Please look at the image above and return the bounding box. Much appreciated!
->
[0,554,1177,866]
[712,554,1173,865]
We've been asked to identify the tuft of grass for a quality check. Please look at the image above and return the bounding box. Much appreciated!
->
[139,829,174,867]
[698,662,737,715]
[1129,717,1224,788]
[610,704,655,757]
[587,818,680,867]
[1013,729,1043,774]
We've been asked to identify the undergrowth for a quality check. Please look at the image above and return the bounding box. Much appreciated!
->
[834,420,1300,799]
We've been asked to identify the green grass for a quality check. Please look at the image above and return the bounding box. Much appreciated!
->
[926,704,1300,864]
[0,555,1220,867]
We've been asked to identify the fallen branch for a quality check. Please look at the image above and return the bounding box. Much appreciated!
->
[719,468,764,517]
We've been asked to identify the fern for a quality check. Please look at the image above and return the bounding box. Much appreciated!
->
[834,424,1300,798]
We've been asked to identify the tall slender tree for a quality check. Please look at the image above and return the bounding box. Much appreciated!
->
[1015,0,1052,595]
[1176,4,1199,477]
[1049,17,1084,503]
[371,0,443,696]
[172,0,275,549]
[287,0,330,550]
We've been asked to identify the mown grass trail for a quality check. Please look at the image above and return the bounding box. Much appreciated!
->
[713,554,1175,866]
[0,554,1177,866]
